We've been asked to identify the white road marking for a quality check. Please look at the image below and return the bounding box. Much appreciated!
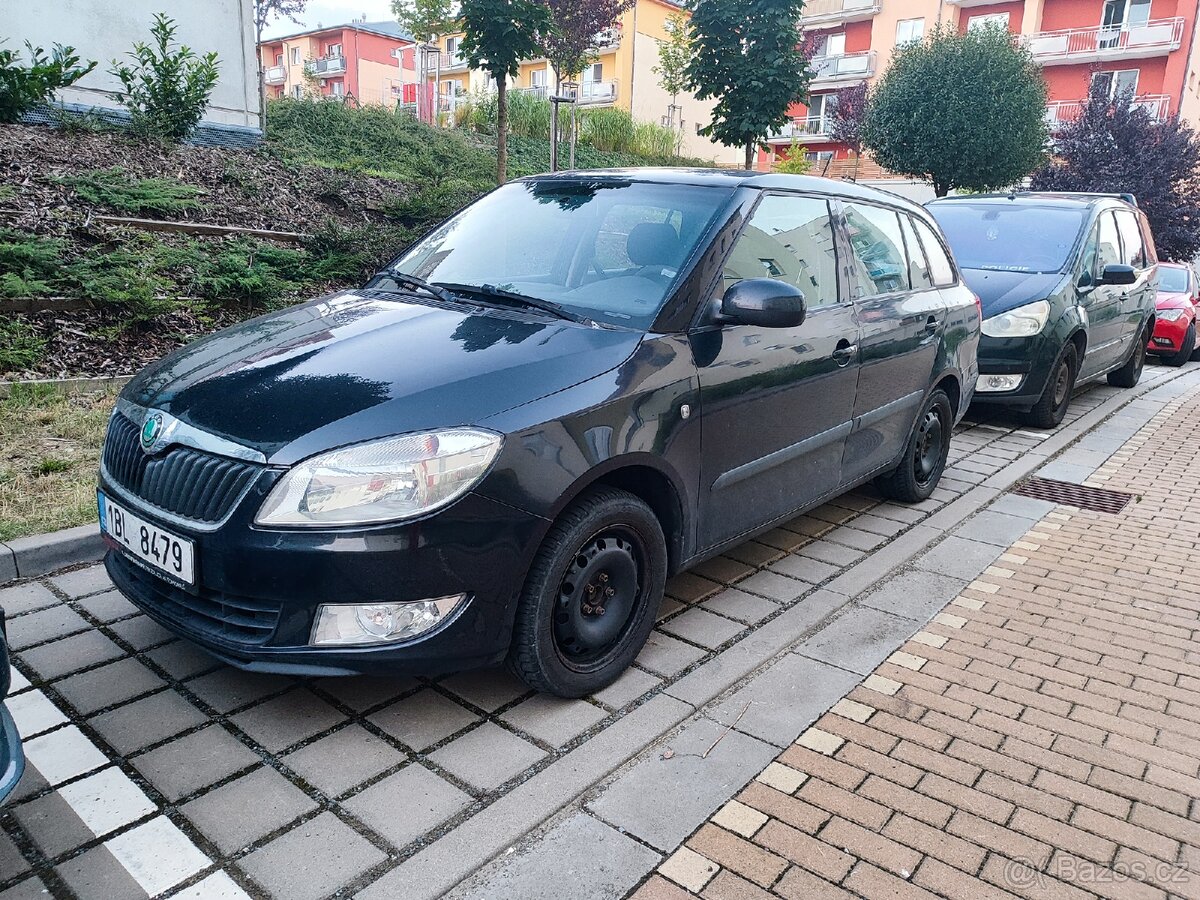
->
[105,816,210,896]
[23,724,108,784]
[9,665,31,694]
[59,766,156,837]
[9,690,68,738]
[168,871,254,899]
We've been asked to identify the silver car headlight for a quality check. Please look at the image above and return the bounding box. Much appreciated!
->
[256,429,503,527]
[1157,308,1187,322]
[981,300,1051,338]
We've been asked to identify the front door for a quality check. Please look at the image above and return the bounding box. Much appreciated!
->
[840,201,945,483]
[1078,210,1127,378]
[694,192,860,550]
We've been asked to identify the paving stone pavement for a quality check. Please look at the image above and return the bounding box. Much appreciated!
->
[0,361,1194,900]
[615,383,1200,899]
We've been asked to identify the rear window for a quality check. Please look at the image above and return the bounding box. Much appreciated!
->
[928,203,1087,274]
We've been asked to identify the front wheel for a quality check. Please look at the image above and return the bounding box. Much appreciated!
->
[1163,322,1194,368]
[1108,320,1150,388]
[507,487,667,698]
[874,389,953,503]
[1024,342,1078,429]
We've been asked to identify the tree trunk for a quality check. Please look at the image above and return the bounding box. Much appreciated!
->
[933,177,950,197]
[497,78,509,185]
[745,141,755,171]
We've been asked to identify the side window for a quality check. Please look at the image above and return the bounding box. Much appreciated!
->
[1115,209,1146,269]
[900,215,933,290]
[912,218,956,286]
[1079,223,1099,288]
[721,194,839,308]
[1138,212,1158,266]
[843,202,909,297]
[1097,212,1122,277]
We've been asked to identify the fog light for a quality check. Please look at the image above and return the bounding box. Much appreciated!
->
[976,374,1024,393]
[310,595,466,646]
[1153,337,1173,347]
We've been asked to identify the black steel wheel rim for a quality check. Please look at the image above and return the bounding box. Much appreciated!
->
[913,407,945,484]
[554,527,645,668]
[1052,358,1072,409]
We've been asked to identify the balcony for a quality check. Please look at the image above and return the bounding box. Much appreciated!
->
[594,27,621,49]
[1046,93,1171,130]
[436,50,468,70]
[1028,18,1184,66]
[264,65,286,84]
[768,115,833,143]
[573,79,618,105]
[514,84,550,100]
[810,51,875,86]
[801,0,881,28]
[306,56,346,77]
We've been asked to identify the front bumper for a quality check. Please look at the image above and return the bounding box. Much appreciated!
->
[102,473,548,676]
[968,333,1057,411]
[1148,314,1191,354]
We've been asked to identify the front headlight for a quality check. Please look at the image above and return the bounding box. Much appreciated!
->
[1157,308,1187,322]
[981,300,1052,338]
[256,429,503,527]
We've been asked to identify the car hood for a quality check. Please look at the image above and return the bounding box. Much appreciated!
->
[123,291,643,464]
[1156,291,1193,310]
[959,269,1066,319]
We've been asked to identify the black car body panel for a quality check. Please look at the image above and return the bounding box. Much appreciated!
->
[102,169,979,676]
[0,609,25,803]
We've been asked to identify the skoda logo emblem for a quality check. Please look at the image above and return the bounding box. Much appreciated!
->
[140,413,163,451]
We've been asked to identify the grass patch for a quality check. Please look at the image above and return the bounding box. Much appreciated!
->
[0,385,115,541]
[59,167,204,216]
[0,318,47,371]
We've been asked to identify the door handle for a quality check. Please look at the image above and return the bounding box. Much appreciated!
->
[924,316,939,334]
[832,341,857,367]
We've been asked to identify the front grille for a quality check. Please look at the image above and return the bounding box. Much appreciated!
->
[109,552,281,645]
[103,413,262,524]
[1012,477,1134,514]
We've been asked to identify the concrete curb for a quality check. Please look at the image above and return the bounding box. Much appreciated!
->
[0,524,105,584]
[0,375,130,399]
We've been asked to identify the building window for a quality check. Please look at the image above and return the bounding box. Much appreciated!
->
[292,84,304,99]
[331,80,345,97]
[327,42,342,59]
[811,32,846,58]
[275,52,284,66]
[291,47,301,65]
[968,13,1010,31]
[1092,69,1139,99]
[531,68,547,87]
[583,62,603,82]
[896,19,924,45]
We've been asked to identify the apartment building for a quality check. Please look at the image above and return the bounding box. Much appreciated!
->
[424,0,744,164]
[773,0,1200,179]
[258,20,418,107]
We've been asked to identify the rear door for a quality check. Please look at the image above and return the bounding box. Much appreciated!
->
[1078,210,1126,378]
[693,192,860,549]
[839,201,945,484]
[1114,207,1156,342]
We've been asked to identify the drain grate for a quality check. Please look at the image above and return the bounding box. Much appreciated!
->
[1012,477,1134,514]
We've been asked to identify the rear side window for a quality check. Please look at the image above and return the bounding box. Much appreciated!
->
[912,217,956,286]
[1138,211,1158,267]
[899,214,934,290]
[844,202,909,297]
[1115,209,1147,269]
[722,194,840,308]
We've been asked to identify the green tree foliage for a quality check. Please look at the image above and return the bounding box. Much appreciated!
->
[862,23,1047,197]
[685,0,810,170]
[0,41,96,124]
[392,0,456,43]
[110,14,220,141]
[459,0,554,184]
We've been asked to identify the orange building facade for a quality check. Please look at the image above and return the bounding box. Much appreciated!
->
[772,0,1200,172]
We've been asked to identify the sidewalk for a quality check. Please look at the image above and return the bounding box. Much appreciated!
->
[626,386,1200,899]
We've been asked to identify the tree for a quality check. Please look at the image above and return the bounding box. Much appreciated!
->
[459,0,554,184]
[1032,84,1200,262]
[685,0,810,170]
[253,1,307,116]
[0,42,96,124]
[653,11,691,131]
[393,0,455,122]
[829,81,867,179]
[110,14,220,141]
[862,23,1047,196]
[543,0,634,90]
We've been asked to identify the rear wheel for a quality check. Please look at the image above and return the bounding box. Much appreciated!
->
[1163,322,1194,367]
[1108,320,1150,387]
[507,487,666,698]
[875,389,952,503]
[1024,342,1077,429]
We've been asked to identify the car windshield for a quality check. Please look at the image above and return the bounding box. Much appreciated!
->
[928,203,1087,275]
[1158,266,1191,293]
[388,179,735,329]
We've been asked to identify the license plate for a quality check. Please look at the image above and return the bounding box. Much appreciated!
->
[98,491,195,586]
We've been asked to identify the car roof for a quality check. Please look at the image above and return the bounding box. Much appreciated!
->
[927,191,1136,211]
[517,168,934,218]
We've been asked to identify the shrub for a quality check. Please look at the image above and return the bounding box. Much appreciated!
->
[505,90,552,139]
[0,41,96,124]
[631,121,677,159]
[0,230,63,286]
[581,107,636,153]
[60,168,203,216]
[61,241,175,321]
[382,179,488,227]
[0,317,46,373]
[774,139,813,175]
[110,14,220,141]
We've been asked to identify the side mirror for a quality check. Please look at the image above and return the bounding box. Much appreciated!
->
[1099,264,1137,286]
[720,278,807,328]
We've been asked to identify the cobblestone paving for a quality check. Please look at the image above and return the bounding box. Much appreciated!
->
[0,364,1186,899]
[629,385,1200,899]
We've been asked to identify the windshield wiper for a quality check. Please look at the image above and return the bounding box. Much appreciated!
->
[383,270,458,304]
[436,282,595,327]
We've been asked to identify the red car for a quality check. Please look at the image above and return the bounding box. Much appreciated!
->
[1147,262,1200,367]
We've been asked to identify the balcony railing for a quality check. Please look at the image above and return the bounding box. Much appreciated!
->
[769,116,833,141]
[436,50,468,70]
[306,56,346,77]
[594,27,620,48]
[1028,17,1184,65]
[1046,93,1171,129]
[573,80,618,104]
[801,0,881,27]
[810,51,875,83]
[514,84,551,100]
[264,65,286,84]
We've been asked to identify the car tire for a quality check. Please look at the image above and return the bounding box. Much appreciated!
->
[1024,341,1078,429]
[1108,320,1150,388]
[874,389,953,504]
[1163,322,1194,368]
[506,487,667,698]
[1190,322,1200,361]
